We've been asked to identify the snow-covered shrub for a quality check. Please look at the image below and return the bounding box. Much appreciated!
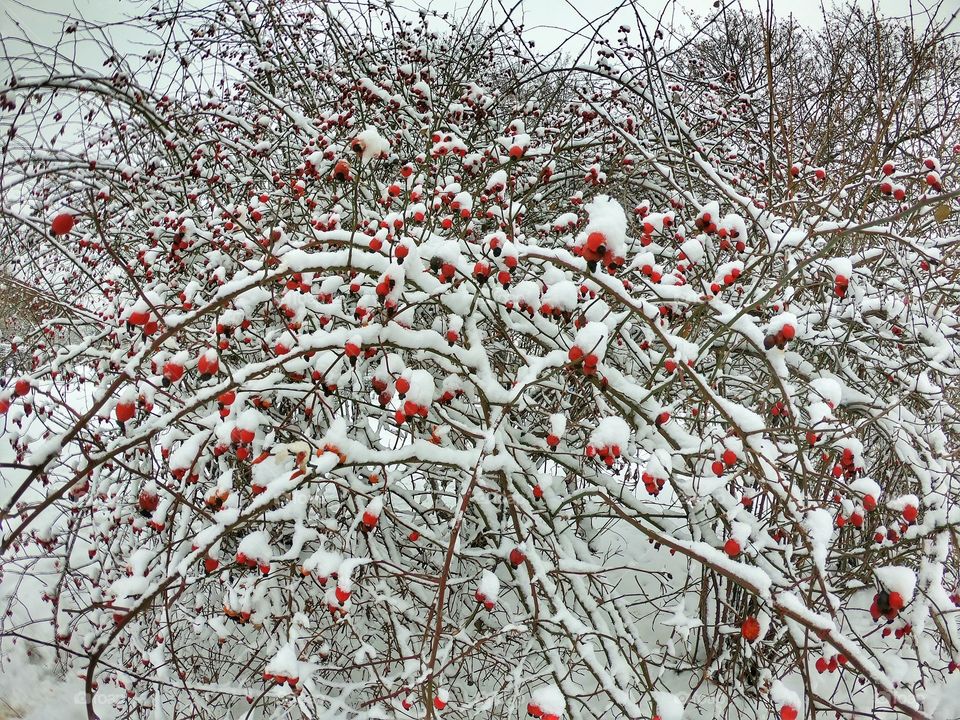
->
[1,2,958,720]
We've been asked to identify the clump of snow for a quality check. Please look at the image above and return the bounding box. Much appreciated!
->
[874,566,917,603]
[590,416,630,450]
[652,691,684,720]
[549,413,566,438]
[353,125,390,162]
[573,322,609,360]
[886,494,919,513]
[477,570,500,602]
[583,195,627,256]
[361,496,383,523]
[541,280,579,313]
[679,237,704,264]
[486,169,507,191]
[770,681,801,716]
[237,530,272,563]
[828,257,853,278]
[804,508,834,571]
[719,213,747,240]
[303,547,342,580]
[532,685,565,717]
[266,641,301,681]
[809,377,843,408]
[404,368,435,407]
[768,312,799,336]
[0,642,88,720]
[849,476,882,502]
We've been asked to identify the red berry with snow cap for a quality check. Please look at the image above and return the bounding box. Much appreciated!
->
[138,488,159,515]
[116,400,136,423]
[344,337,362,360]
[162,360,184,386]
[197,350,219,378]
[473,261,490,283]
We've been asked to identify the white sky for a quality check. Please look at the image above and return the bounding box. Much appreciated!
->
[421,0,960,54]
[1,0,957,70]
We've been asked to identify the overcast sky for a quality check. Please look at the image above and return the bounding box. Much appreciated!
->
[1,0,957,71]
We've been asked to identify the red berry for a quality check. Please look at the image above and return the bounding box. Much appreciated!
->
[723,538,741,557]
[162,362,184,385]
[585,231,606,253]
[197,351,219,377]
[138,489,159,513]
[51,213,75,236]
[741,616,760,642]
